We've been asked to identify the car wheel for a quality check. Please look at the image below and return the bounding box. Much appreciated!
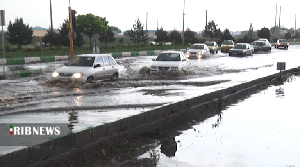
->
[87,76,94,83]
[110,73,118,81]
[229,53,231,56]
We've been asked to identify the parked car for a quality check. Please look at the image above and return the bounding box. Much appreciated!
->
[221,40,235,52]
[228,43,254,56]
[150,51,188,74]
[51,54,119,82]
[186,43,210,59]
[251,40,272,52]
[204,41,219,53]
[275,39,289,49]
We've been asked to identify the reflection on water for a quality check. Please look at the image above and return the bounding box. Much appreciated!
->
[275,87,284,98]
[68,109,79,132]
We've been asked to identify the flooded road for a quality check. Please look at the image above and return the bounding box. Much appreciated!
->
[138,75,300,167]
[0,45,300,156]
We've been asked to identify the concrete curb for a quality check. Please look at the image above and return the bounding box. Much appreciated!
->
[0,49,187,65]
[1,67,298,167]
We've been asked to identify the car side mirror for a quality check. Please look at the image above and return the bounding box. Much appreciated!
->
[94,64,101,68]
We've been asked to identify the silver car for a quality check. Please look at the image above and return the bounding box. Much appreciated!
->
[186,43,211,59]
[52,54,119,82]
[228,43,254,56]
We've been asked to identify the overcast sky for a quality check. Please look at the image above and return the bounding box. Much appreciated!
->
[0,0,299,33]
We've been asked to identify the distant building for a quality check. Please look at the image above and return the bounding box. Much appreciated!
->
[148,30,157,38]
[240,30,258,38]
[32,26,48,37]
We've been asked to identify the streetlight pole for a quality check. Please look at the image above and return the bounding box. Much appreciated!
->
[50,0,53,32]
[68,0,74,59]
[182,0,185,45]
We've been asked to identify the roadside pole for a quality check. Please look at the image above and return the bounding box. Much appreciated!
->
[1,10,5,77]
[68,6,74,60]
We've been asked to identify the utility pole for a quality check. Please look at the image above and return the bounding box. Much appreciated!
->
[68,0,74,59]
[146,12,148,31]
[50,0,53,32]
[182,0,185,45]
[279,6,281,28]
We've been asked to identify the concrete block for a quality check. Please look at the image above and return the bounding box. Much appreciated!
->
[122,52,131,57]
[106,120,121,136]
[144,110,156,124]
[154,50,161,55]
[153,107,164,119]
[92,125,106,140]
[0,59,6,65]
[139,51,147,56]
[180,49,187,53]
[187,98,195,107]
[72,129,92,147]
[55,56,68,61]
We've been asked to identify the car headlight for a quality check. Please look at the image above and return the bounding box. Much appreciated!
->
[52,72,59,77]
[72,73,83,78]
[171,67,179,70]
[197,52,202,55]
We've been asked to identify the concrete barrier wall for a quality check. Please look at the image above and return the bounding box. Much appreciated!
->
[139,51,147,56]
[121,52,131,57]
[0,59,7,65]
[1,67,298,167]
[55,56,69,61]
[154,50,162,55]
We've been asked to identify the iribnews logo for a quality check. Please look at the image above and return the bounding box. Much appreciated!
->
[10,125,61,135]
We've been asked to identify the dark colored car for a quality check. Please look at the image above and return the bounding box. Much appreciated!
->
[251,41,272,53]
[275,39,289,49]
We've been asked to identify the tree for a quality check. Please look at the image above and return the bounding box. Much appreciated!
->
[129,18,148,45]
[184,28,198,44]
[248,23,254,39]
[294,31,300,39]
[257,27,271,40]
[285,31,292,39]
[77,13,108,47]
[119,38,124,44]
[202,20,221,40]
[6,18,33,46]
[123,30,130,37]
[43,29,61,46]
[169,30,182,44]
[99,27,116,47]
[221,28,234,41]
[155,27,169,44]
[59,19,85,47]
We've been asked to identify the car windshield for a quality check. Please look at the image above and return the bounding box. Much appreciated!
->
[222,41,233,45]
[68,56,95,66]
[156,53,181,61]
[252,42,264,46]
[190,45,204,49]
[233,45,246,49]
[205,42,214,46]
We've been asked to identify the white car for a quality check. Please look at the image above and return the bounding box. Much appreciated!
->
[150,51,188,74]
[258,38,272,48]
[186,43,210,59]
[52,54,119,82]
